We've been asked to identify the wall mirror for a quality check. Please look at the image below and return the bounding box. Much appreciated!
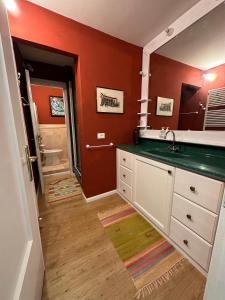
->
[148,3,225,131]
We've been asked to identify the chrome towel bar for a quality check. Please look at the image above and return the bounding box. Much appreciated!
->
[179,111,199,115]
[86,142,114,149]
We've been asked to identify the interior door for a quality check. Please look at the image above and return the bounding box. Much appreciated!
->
[0,4,44,300]
[25,69,44,193]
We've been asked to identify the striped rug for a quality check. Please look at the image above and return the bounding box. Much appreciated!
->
[47,176,82,203]
[98,204,185,299]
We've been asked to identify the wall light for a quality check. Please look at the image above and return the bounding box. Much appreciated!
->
[3,0,19,15]
[203,73,217,82]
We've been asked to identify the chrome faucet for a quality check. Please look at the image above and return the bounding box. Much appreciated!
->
[165,130,179,152]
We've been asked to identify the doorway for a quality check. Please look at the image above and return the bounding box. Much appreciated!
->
[30,82,71,176]
[12,39,82,194]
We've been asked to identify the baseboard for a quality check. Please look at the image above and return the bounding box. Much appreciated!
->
[84,190,117,203]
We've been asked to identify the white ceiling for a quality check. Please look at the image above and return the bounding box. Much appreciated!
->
[156,3,225,70]
[28,0,200,47]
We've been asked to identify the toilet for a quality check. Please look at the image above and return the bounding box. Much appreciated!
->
[41,149,63,166]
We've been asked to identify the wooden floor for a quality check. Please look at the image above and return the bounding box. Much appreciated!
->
[39,175,206,300]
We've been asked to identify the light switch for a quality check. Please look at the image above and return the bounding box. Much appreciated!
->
[97,132,105,139]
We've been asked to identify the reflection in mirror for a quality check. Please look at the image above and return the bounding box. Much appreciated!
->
[149,3,225,131]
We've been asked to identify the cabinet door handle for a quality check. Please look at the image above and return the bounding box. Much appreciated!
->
[123,158,126,162]
[190,186,196,192]
[123,189,126,193]
[183,239,188,246]
[168,170,172,175]
[186,214,192,220]
[123,174,126,178]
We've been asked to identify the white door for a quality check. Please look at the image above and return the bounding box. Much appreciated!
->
[134,156,174,234]
[25,70,44,193]
[0,4,44,300]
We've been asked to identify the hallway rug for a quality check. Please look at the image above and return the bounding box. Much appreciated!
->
[98,204,185,299]
[47,176,82,203]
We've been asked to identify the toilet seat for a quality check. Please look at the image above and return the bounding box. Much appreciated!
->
[41,149,63,166]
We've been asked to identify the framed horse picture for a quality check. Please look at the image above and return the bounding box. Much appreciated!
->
[96,87,124,114]
[49,96,65,116]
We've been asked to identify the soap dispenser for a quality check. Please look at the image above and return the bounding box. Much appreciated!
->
[133,128,140,145]
[159,127,165,139]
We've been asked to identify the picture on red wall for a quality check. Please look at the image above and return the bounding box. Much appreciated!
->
[156,97,174,116]
[49,96,65,116]
[96,87,124,114]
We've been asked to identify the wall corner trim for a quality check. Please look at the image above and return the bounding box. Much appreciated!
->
[84,190,117,203]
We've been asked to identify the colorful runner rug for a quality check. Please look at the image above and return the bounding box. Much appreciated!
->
[47,176,82,203]
[98,204,185,299]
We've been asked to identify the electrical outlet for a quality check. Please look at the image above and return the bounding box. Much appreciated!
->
[97,132,105,139]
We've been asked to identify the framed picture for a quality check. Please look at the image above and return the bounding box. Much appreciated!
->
[49,96,65,116]
[156,96,174,116]
[96,87,124,114]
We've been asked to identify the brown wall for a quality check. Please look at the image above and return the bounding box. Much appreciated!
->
[9,0,142,197]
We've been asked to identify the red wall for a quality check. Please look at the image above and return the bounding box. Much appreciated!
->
[149,53,202,129]
[9,0,142,197]
[31,85,65,124]
[149,54,225,131]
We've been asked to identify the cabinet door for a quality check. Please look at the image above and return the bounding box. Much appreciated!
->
[134,156,174,234]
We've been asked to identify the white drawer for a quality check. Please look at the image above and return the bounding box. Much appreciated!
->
[172,193,218,244]
[174,168,223,213]
[119,150,134,170]
[119,180,132,202]
[120,165,133,187]
[170,217,212,271]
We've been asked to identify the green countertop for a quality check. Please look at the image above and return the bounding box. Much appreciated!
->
[117,139,225,182]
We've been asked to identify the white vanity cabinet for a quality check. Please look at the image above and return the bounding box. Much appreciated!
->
[117,149,134,202]
[133,155,174,234]
[116,148,224,273]
[170,168,224,271]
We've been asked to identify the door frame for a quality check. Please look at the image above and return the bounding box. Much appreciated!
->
[25,69,45,193]
[30,78,74,174]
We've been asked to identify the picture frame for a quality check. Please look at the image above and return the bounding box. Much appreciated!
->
[49,96,65,116]
[156,96,174,116]
[96,87,124,114]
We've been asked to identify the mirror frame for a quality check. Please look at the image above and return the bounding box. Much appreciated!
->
[139,0,225,147]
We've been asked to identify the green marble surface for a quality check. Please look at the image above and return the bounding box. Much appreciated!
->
[117,139,225,182]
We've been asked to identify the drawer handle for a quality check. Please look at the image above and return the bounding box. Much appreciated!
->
[123,158,126,162]
[190,186,196,192]
[183,239,189,246]
[123,189,126,193]
[186,214,192,220]
[123,174,126,178]
[168,170,172,175]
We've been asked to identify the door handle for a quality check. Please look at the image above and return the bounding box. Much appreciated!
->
[25,145,37,181]
[29,156,38,163]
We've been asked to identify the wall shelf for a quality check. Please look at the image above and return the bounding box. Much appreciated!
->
[137,112,151,116]
[137,99,151,102]
[137,125,150,128]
